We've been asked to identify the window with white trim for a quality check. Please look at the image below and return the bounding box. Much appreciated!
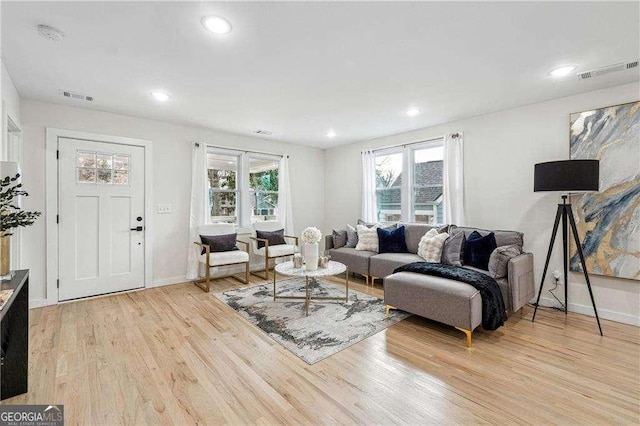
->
[374,139,444,224]
[206,148,281,226]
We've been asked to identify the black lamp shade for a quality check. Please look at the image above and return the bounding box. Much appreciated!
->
[534,160,599,192]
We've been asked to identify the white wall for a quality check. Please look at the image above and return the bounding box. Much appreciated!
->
[21,99,325,305]
[324,82,640,326]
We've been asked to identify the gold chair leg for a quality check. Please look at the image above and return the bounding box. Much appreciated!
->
[385,304,397,318]
[244,261,249,284]
[455,327,472,347]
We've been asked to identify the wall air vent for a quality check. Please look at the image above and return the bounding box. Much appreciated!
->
[59,90,93,102]
[254,130,274,136]
[577,60,639,79]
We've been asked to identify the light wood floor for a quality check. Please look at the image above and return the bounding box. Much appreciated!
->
[4,275,639,425]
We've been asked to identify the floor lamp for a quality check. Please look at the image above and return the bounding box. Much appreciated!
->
[531,160,603,336]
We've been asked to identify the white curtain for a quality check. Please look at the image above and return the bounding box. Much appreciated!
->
[186,142,209,280]
[277,155,294,235]
[361,149,377,223]
[443,132,466,225]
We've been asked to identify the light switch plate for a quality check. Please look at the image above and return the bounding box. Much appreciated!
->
[157,204,172,214]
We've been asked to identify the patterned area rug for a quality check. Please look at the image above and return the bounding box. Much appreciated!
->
[215,277,410,364]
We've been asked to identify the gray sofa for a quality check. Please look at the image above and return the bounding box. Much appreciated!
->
[326,223,535,346]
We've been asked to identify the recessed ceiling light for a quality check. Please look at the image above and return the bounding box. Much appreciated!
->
[201,16,232,35]
[151,91,170,102]
[406,108,421,117]
[549,65,577,78]
[326,130,337,138]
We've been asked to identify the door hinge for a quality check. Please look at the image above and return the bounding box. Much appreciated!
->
[56,150,59,159]
[56,214,59,224]
[57,279,59,289]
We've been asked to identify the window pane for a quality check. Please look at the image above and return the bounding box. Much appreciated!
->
[413,187,443,224]
[77,168,96,183]
[251,191,278,222]
[375,153,402,222]
[210,190,237,223]
[207,153,237,190]
[113,155,129,170]
[77,151,96,168]
[413,145,444,223]
[249,158,279,191]
[97,169,112,184]
[96,154,113,169]
[114,170,129,185]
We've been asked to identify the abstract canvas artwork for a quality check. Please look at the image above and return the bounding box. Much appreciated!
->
[569,101,640,280]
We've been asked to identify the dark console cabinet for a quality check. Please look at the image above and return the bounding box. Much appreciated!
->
[1,270,29,400]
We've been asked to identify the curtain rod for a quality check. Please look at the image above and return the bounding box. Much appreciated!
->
[363,134,458,155]
[194,142,289,158]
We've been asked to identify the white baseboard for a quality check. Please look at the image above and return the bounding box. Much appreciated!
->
[538,296,639,326]
[29,298,52,309]
[149,276,188,288]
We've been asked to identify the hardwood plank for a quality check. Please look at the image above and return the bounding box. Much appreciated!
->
[3,275,639,425]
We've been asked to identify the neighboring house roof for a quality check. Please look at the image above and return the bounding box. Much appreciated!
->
[378,160,443,205]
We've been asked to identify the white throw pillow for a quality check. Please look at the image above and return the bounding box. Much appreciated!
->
[355,224,379,252]
[418,229,450,262]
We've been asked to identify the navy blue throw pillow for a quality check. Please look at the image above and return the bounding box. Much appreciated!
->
[463,231,497,270]
[200,233,239,254]
[377,225,408,254]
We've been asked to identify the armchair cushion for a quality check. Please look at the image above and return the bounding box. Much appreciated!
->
[200,233,239,254]
[256,229,286,249]
[200,250,249,266]
[254,244,298,258]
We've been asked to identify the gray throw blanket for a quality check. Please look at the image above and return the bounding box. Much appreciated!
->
[393,262,507,330]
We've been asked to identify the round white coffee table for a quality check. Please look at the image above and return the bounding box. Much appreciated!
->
[273,260,348,316]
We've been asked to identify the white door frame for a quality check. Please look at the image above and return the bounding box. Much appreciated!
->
[45,127,153,305]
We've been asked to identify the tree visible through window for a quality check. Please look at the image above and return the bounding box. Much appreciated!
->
[208,153,238,223]
[250,157,279,222]
[205,149,282,226]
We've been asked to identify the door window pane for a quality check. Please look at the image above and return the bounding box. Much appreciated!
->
[113,155,129,170]
[114,170,129,185]
[207,152,239,223]
[77,151,96,168]
[375,152,403,222]
[97,169,112,184]
[77,168,96,183]
[412,145,444,224]
[76,150,130,185]
[249,157,279,222]
[96,154,113,169]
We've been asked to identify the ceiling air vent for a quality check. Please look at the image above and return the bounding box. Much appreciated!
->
[59,90,93,102]
[577,60,639,80]
[254,130,274,136]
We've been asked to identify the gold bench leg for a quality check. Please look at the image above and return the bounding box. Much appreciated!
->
[385,305,397,318]
[455,327,472,347]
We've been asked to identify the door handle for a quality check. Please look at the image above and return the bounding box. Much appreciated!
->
[130,226,144,231]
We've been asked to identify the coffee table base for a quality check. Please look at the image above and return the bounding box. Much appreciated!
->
[273,269,349,316]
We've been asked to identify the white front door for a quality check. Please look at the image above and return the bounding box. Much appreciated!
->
[58,138,145,301]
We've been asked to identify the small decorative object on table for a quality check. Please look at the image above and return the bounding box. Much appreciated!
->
[0,165,41,280]
[319,255,331,268]
[301,226,322,271]
[293,253,303,269]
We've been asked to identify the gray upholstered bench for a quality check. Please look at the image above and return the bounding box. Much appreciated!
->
[384,272,481,347]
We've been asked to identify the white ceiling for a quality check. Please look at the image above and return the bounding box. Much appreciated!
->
[2,1,639,149]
